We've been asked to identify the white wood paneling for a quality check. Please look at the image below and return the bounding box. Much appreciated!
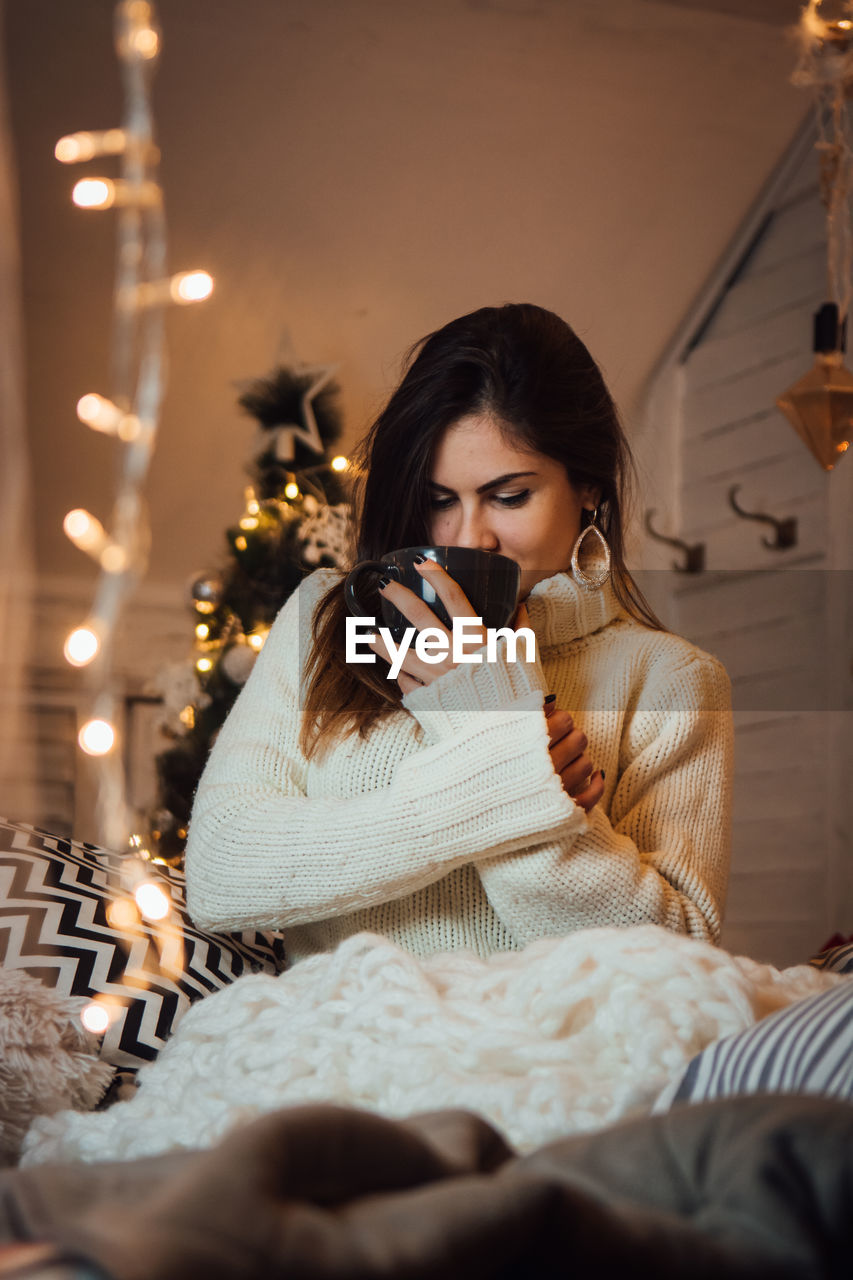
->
[641,119,852,966]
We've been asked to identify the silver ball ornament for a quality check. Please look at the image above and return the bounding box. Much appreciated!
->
[187,573,223,614]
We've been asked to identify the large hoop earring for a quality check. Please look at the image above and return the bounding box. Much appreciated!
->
[571,508,611,589]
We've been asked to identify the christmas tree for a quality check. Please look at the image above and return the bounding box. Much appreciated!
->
[147,364,352,862]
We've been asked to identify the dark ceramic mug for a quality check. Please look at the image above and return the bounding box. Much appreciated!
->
[344,546,522,643]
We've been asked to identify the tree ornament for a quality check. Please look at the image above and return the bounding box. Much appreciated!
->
[239,364,342,474]
[187,572,223,614]
[220,641,257,685]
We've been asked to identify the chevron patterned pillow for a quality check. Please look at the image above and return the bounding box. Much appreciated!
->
[0,818,285,1070]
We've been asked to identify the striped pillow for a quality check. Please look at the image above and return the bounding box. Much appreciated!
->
[669,980,853,1106]
[0,818,285,1071]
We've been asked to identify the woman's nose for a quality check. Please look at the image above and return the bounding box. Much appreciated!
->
[455,508,498,551]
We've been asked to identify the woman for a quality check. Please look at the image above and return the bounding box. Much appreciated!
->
[185,303,733,958]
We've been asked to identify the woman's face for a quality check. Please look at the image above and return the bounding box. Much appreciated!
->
[427,413,597,597]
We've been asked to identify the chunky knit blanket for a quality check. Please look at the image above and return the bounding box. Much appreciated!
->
[21,925,838,1165]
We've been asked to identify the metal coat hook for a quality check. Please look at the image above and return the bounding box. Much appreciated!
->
[726,485,798,550]
[644,510,705,573]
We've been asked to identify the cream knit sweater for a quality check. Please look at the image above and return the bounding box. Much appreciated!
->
[185,569,733,959]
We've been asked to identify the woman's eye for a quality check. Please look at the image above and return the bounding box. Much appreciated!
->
[428,495,456,511]
[494,490,530,507]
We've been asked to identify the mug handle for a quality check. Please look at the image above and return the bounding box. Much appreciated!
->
[344,561,397,617]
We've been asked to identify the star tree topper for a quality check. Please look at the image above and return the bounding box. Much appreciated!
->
[261,364,340,463]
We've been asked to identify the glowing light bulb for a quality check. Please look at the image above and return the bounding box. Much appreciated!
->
[234,535,248,550]
[76,394,139,441]
[195,623,210,639]
[248,631,266,651]
[72,178,115,209]
[56,135,91,163]
[64,509,107,556]
[130,26,160,57]
[77,393,123,433]
[196,656,213,673]
[331,455,349,472]
[134,881,170,921]
[284,482,299,499]
[121,415,144,442]
[78,718,115,756]
[170,271,214,303]
[239,515,259,530]
[55,129,126,163]
[106,898,139,929]
[74,178,160,210]
[179,705,196,727]
[64,509,93,539]
[64,626,100,667]
[100,544,129,574]
[81,1002,111,1034]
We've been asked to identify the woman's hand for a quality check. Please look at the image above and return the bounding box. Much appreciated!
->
[368,559,492,693]
[544,701,604,814]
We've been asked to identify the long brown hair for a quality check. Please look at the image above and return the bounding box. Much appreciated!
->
[299,303,661,758]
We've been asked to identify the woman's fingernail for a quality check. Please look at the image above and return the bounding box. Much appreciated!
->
[378,575,391,589]
[544,693,556,704]
[413,554,426,564]
[600,770,606,781]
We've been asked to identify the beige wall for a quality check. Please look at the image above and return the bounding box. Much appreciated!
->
[5,0,805,599]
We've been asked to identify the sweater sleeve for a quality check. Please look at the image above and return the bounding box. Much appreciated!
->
[476,651,734,944]
[184,574,585,933]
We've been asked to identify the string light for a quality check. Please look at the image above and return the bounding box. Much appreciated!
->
[81,1002,113,1034]
[134,881,171,921]
[64,508,108,556]
[196,656,213,673]
[170,270,214,303]
[78,718,116,756]
[64,625,101,667]
[284,481,300,499]
[58,1,213,851]
[106,897,139,929]
[56,128,127,163]
[247,629,267,652]
[331,455,349,472]
[72,177,162,209]
[100,544,129,573]
[195,622,210,639]
[120,270,214,309]
[77,393,142,441]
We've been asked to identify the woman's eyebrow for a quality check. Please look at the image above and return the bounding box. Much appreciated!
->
[428,471,538,495]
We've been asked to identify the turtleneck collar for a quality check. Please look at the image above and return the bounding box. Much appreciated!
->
[524,572,624,650]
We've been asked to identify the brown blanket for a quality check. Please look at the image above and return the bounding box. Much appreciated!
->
[1,1094,850,1279]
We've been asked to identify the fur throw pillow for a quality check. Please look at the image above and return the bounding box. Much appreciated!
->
[0,968,114,1165]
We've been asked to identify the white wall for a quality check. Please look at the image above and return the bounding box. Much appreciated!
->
[2,0,814,848]
[5,0,805,604]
